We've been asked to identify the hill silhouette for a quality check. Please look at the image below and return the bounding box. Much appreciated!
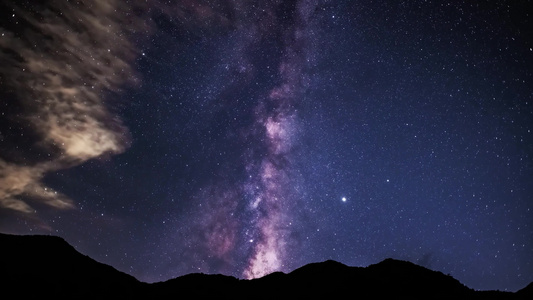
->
[0,233,143,298]
[1,233,530,299]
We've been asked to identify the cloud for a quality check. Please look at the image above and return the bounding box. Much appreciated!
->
[0,0,148,213]
[0,161,75,215]
[0,0,253,216]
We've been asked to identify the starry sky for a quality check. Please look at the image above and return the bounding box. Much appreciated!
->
[0,0,532,292]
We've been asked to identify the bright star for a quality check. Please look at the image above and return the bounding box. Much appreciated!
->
[341,197,347,202]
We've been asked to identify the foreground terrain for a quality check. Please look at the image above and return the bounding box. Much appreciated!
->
[1,233,531,299]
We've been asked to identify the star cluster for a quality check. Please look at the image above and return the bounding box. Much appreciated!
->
[0,0,531,292]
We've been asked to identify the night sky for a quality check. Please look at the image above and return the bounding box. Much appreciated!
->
[1,0,532,292]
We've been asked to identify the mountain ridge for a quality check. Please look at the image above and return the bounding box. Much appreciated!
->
[1,233,531,299]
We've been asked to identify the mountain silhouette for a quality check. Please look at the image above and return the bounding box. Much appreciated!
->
[1,233,531,299]
[0,233,143,298]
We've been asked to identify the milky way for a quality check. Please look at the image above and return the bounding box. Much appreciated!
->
[242,0,318,278]
[165,0,322,279]
[1,0,532,292]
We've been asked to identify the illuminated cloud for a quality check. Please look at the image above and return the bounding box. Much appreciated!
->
[0,0,146,213]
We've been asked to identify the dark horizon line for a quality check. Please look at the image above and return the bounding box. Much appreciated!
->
[1,231,530,294]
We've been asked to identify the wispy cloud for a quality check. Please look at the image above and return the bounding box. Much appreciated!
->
[0,0,147,213]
